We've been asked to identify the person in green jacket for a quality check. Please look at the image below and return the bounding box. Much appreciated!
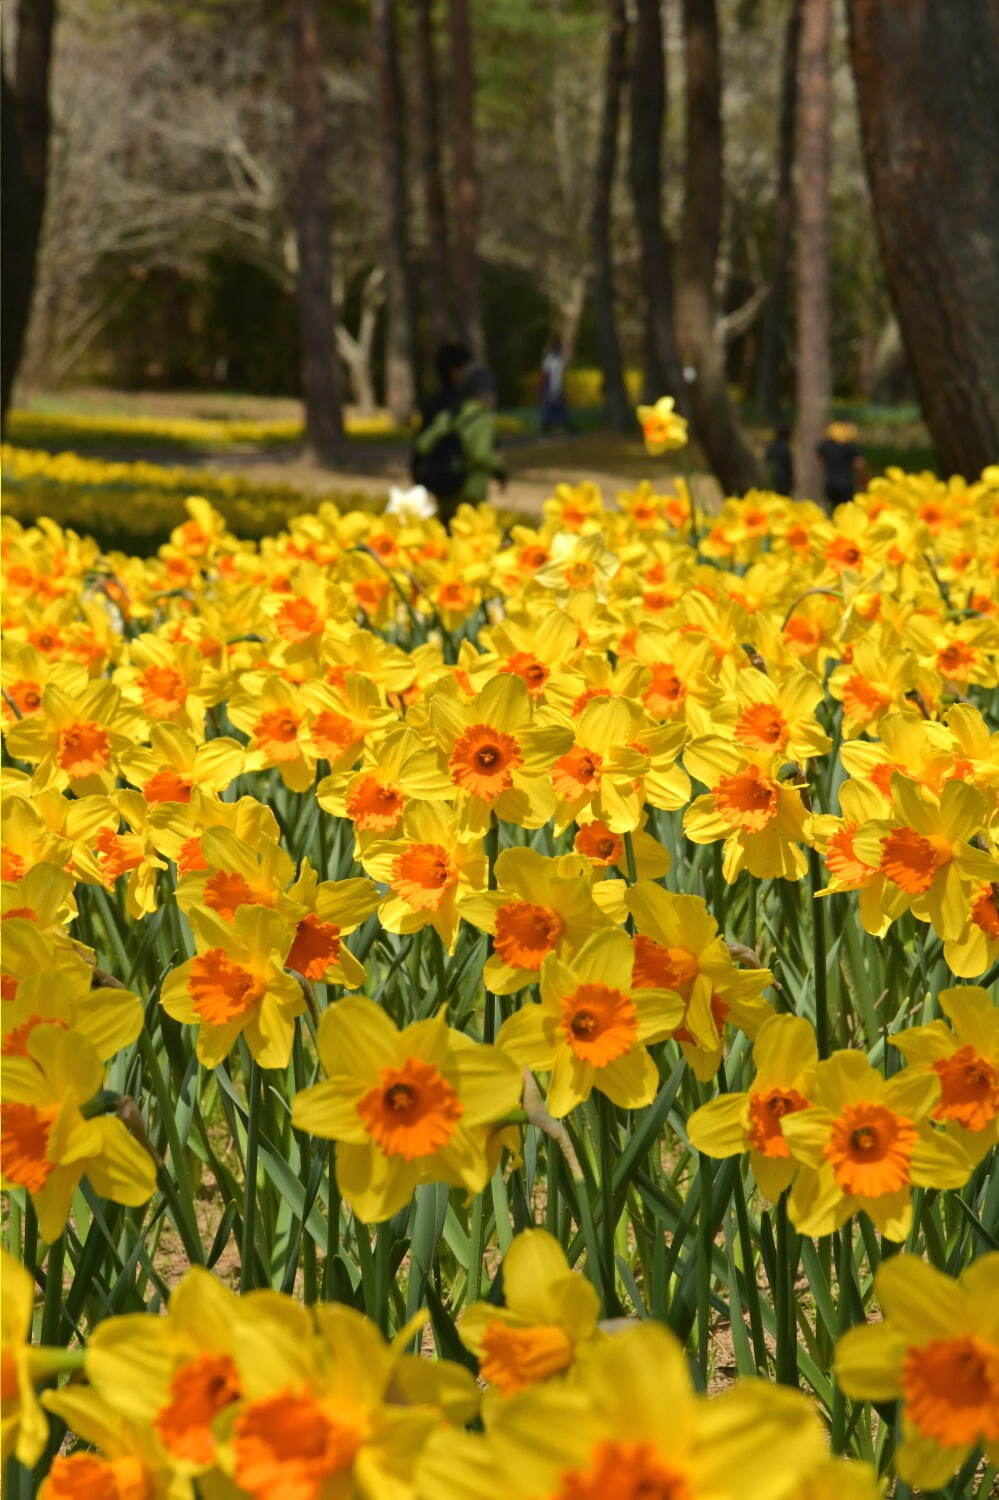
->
[413,365,506,526]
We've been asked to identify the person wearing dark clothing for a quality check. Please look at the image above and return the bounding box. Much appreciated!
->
[413,342,472,441]
[817,421,865,511]
[412,361,505,526]
[764,426,794,495]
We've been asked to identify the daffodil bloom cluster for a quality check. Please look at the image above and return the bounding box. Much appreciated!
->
[4,1247,886,1500]
[1,457,997,1496]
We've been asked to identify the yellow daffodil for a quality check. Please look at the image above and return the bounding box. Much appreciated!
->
[119,722,244,805]
[1,931,142,1062]
[683,738,812,881]
[428,673,573,834]
[626,881,773,1079]
[160,904,304,1068]
[547,696,649,833]
[780,1050,973,1239]
[459,847,612,994]
[1,1027,156,1241]
[637,396,688,454]
[226,674,316,791]
[4,681,138,795]
[496,928,683,1116]
[485,1322,822,1500]
[460,1229,600,1393]
[687,1015,817,1199]
[317,725,453,851]
[852,774,999,943]
[891,985,998,1164]
[359,801,486,953]
[835,1253,999,1490]
[291,997,522,1221]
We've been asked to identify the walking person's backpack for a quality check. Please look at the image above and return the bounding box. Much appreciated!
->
[413,409,469,500]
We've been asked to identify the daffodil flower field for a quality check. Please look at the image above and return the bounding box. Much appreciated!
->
[2,456,998,1500]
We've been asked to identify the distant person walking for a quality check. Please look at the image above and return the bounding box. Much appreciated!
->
[413,359,505,526]
[817,420,866,511]
[765,425,794,495]
[539,336,572,434]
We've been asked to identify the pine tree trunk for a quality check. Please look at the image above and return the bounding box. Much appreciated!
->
[848,0,999,478]
[755,0,802,423]
[628,0,686,406]
[1,0,56,428]
[591,0,631,433]
[447,0,486,361]
[414,0,454,351]
[793,0,831,501]
[677,0,763,494]
[292,0,344,463]
[373,0,417,422]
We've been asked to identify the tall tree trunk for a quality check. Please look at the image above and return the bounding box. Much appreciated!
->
[755,0,802,422]
[413,0,454,352]
[447,0,485,361]
[627,0,686,405]
[591,0,631,432]
[848,0,999,478]
[793,0,831,500]
[292,0,344,463]
[677,0,763,494]
[1,0,56,429]
[372,0,417,422]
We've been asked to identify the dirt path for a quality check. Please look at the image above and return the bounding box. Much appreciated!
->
[148,432,722,519]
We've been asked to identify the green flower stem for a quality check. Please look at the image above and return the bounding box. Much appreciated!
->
[808,847,830,1056]
[240,1061,262,1291]
[466,1190,486,1307]
[831,1223,854,1452]
[597,1094,623,1315]
[697,1153,713,1386]
[40,1234,66,1347]
[774,1192,799,1387]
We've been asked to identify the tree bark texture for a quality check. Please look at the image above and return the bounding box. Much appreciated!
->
[1,0,56,428]
[793,0,831,501]
[447,0,486,361]
[627,0,686,405]
[848,0,999,479]
[372,0,417,421]
[413,0,455,351]
[754,0,802,422]
[292,0,344,463]
[591,0,632,432]
[677,0,763,493]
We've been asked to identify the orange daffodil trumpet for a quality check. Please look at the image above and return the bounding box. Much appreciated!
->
[291,996,522,1221]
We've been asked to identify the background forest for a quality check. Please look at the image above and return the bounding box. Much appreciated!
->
[3,0,999,506]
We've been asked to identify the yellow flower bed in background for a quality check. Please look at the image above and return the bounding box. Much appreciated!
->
[0,444,384,547]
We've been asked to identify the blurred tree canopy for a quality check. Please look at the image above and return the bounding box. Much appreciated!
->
[9,0,894,412]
